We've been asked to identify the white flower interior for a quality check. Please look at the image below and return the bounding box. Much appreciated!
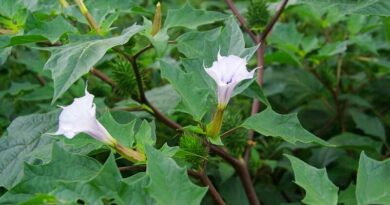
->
[205,53,255,105]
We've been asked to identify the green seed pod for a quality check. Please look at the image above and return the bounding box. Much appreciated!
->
[221,110,247,157]
[179,134,207,168]
[110,58,137,97]
[246,0,270,33]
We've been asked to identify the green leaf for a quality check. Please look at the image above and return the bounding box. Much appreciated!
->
[339,184,357,205]
[0,144,101,204]
[19,194,58,205]
[145,85,180,115]
[219,176,249,205]
[64,0,135,30]
[0,14,74,48]
[177,28,221,58]
[19,86,54,101]
[286,154,339,205]
[159,60,209,121]
[43,24,144,102]
[268,22,303,54]
[350,109,386,141]
[328,132,382,153]
[143,3,226,56]
[301,0,390,16]
[134,120,155,153]
[145,145,207,205]
[25,15,77,43]
[53,154,152,205]
[242,108,332,146]
[240,81,270,106]
[164,3,227,29]
[203,18,255,66]
[0,111,59,189]
[356,152,390,205]
[0,47,11,65]
[318,41,347,57]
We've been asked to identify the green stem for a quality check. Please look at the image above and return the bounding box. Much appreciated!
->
[74,0,101,34]
[207,107,225,138]
[114,143,145,162]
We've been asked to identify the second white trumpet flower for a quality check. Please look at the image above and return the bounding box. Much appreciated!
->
[204,53,255,108]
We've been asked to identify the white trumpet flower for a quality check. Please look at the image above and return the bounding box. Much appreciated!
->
[205,53,255,108]
[55,89,116,146]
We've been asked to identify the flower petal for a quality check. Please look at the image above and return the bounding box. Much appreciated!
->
[205,53,255,105]
[55,88,116,146]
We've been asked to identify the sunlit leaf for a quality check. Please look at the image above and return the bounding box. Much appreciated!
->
[356,152,390,205]
[242,108,332,146]
[286,154,339,205]
[44,24,144,102]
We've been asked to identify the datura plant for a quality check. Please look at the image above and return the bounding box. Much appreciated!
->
[0,0,389,205]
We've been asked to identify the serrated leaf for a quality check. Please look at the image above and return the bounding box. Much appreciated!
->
[203,18,255,66]
[328,132,382,152]
[0,144,101,204]
[219,176,249,205]
[240,81,270,106]
[145,85,180,115]
[268,22,303,54]
[177,28,221,58]
[44,24,144,102]
[339,184,357,205]
[0,47,11,65]
[159,60,209,121]
[142,3,226,56]
[0,111,59,189]
[145,145,207,205]
[53,154,152,205]
[286,154,339,205]
[356,152,390,205]
[164,3,227,29]
[242,108,332,146]
[0,15,76,47]
[301,0,390,16]
[350,109,386,141]
[134,120,155,153]
[318,41,347,57]
[25,15,77,43]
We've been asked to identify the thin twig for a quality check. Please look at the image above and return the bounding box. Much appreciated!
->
[134,44,154,59]
[192,169,226,205]
[245,0,289,163]
[221,127,240,139]
[259,0,289,43]
[209,145,260,205]
[223,1,289,203]
[114,47,182,130]
[0,29,16,34]
[224,0,257,42]
[133,41,177,59]
[90,68,116,87]
[35,75,46,86]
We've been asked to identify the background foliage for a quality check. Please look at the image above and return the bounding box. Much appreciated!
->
[0,0,389,204]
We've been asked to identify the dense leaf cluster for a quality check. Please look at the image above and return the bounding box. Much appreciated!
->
[0,0,389,204]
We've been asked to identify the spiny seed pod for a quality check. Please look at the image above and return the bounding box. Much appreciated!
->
[246,0,270,33]
[221,110,247,157]
[179,134,207,168]
[110,58,137,97]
